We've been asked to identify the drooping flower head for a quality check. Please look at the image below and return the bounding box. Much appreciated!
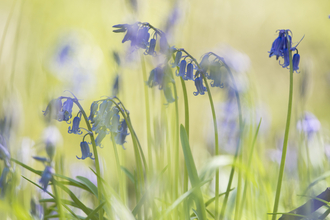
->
[68,112,83,135]
[193,76,207,96]
[115,119,129,149]
[76,141,94,160]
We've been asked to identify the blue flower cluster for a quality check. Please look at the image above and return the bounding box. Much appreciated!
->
[0,135,10,196]
[113,22,229,97]
[269,29,302,73]
[88,100,130,149]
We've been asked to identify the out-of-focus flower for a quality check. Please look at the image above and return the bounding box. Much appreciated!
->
[60,98,74,122]
[88,102,98,123]
[39,166,54,191]
[297,112,321,139]
[95,129,107,148]
[0,167,10,196]
[76,141,94,160]
[176,60,187,79]
[0,143,10,167]
[30,198,44,220]
[43,126,63,161]
[43,98,63,121]
[172,51,182,68]
[147,66,165,89]
[112,75,119,96]
[193,77,207,96]
[115,120,129,149]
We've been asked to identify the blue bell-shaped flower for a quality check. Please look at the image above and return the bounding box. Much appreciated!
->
[76,141,94,160]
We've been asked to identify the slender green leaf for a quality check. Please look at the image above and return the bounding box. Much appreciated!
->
[180,125,207,219]
[121,166,136,185]
[84,201,107,220]
[76,176,99,198]
[11,159,42,175]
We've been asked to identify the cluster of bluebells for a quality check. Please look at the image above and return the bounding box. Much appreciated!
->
[268,29,302,73]
[113,22,230,97]
[88,99,130,149]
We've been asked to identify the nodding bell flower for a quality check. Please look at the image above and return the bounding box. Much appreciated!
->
[88,102,98,123]
[76,141,94,160]
[280,48,290,68]
[115,119,129,149]
[199,55,210,74]
[293,53,300,73]
[110,113,121,133]
[193,76,207,96]
[39,166,54,191]
[95,129,107,148]
[147,66,164,89]
[269,30,287,59]
[176,60,187,78]
[172,51,182,67]
[121,23,139,44]
[208,62,224,88]
[60,98,74,122]
[134,26,150,49]
[43,98,63,121]
[185,63,194,81]
[68,114,82,135]
[146,38,156,55]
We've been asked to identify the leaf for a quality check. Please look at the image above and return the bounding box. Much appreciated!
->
[84,201,107,220]
[180,124,207,219]
[121,166,136,185]
[76,176,98,198]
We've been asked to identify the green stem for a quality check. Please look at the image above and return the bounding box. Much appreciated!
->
[72,99,103,220]
[110,133,125,201]
[200,74,220,219]
[52,179,64,220]
[141,54,153,176]
[271,36,294,220]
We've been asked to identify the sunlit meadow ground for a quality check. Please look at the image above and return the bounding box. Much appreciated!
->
[0,0,330,219]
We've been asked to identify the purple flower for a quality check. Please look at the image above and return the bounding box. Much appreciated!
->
[60,98,74,122]
[134,27,150,49]
[269,30,287,59]
[297,112,320,139]
[121,23,139,44]
[43,98,63,121]
[280,48,290,68]
[293,53,300,73]
[95,129,107,148]
[146,66,164,89]
[0,143,10,167]
[172,51,182,67]
[146,39,156,55]
[39,166,54,191]
[185,63,194,81]
[68,115,82,135]
[208,61,224,88]
[193,76,207,96]
[176,60,186,78]
[115,120,129,148]
[89,102,98,123]
[0,167,9,196]
[76,141,94,160]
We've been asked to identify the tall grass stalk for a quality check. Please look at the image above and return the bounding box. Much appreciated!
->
[271,35,294,220]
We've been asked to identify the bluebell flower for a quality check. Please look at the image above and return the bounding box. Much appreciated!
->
[121,23,139,44]
[57,45,71,65]
[30,199,44,220]
[115,119,129,149]
[199,54,210,74]
[60,98,74,122]
[297,112,320,139]
[68,114,82,135]
[0,143,10,167]
[293,53,300,73]
[43,98,62,121]
[280,48,290,68]
[208,62,224,88]
[146,38,156,55]
[0,167,9,196]
[95,129,107,148]
[176,60,186,78]
[193,76,207,96]
[185,63,194,81]
[134,26,150,49]
[110,113,121,133]
[269,30,287,59]
[46,141,56,162]
[76,141,94,160]
[147,66,164,89]
[105,106,119,129]
[39,166,54,191]
[88,102,98,123]
[172,51,182,68]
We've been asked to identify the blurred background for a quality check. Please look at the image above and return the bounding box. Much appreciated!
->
[1,0,330,218]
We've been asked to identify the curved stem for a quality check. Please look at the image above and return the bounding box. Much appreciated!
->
[271,39,294,220]
[200,74,220,219]
[72,99,103,220]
